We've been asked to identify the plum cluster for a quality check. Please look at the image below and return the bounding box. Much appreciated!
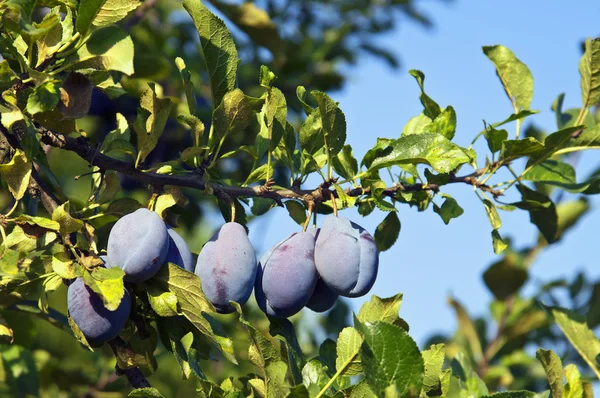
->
[68,208,194,344]
[68,209,379,344]
[195,214,379,318]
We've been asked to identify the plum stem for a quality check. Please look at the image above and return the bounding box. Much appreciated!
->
[302,202,314,232]
[329,191,338,217]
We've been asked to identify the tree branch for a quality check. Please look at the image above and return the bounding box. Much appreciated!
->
[34,126,503,203]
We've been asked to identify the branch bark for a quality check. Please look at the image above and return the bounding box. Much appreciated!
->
[34,126,503,203]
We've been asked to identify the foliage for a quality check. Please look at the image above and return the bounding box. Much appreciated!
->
[0,1,599,397]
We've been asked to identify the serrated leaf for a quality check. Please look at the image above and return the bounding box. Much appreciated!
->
[82,267,125,311]
[146,279,179,317]
[133,83,173,165]
[363,133,470,174]
[255,86,287,160]
[331,144,358,181]
[402,113,432,136]
[357,294,403,325]
[355,320,424,396]
[151,263,237,364]
[336,327,363,376]
[27,80,60,115]
[536,349,563,398]
[433,195,463,225]
[77,0,141,34]
[299,109,324,155]
[483,45,533,110]
[448,297,483,363]
[374,212,400,251]
[183,0,238,107]
[269,318,304,385]
[67,26,134,75]
[312,91,346,156]
[408,70,441,119]
[514,185,557,244]
[579,37,600,108]
[422,344,445,396]
[232,302,281,372]
[302,359,331,396]
[213,88,264,141]
[129,387,164,398]
[0,149,32,200]
[544,305,600,379]
[284,201,306,225]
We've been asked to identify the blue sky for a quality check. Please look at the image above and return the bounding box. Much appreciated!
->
[247,0,600,348]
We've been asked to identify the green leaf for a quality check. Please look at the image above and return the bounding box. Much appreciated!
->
[402,113,432,136]
[514,185,557,244]
[284,201,306,226]
[429,106,457,140]
[535,349,563,398]
[483,45,533,110]
[14,214,60,231]
[82,267,125,311]
[232,302,281,372]
[34,7,63,68]
[500,137,544,161]
[433,194,464,225]
[421,344,445,396]
[146,279,179,317]
[544,305,600,379]
[491,229,508,255]
[355,320,424,396]
[77,0,141,34]
[213,88,264,141]
[484,125,508,154]
[357,294,403,325]
[0,314,14,344]
[483,255,527,300]
[244,163,274,185]
[579,37,600,108]
[482,199,502,230]
[26,81,60,115]
[210,2,282,56]
[67,26,134,75]
[0,149,32,200]
[269,318,304,385]
[555,199,590,241]
[482,392,541,398]
[336,327,363,376]
[299,109,324,155]
[129,387,164,397]
[255,87,287,159]
[51,201,84,235]
[448,297,483,363]
[555,123,600,155]
[133,83,173,165]
[374,212,400,252]
[331,144,358,181]
[564,364,584,398]
[183,0,238,108]
[0,345,40,396]
[312,91,347,156]
[151,263,237,364]
[0,60,17,91]
[175,57,197,116]
[363,133,470,174]
[302,359,330,396]
[408,70,441,119]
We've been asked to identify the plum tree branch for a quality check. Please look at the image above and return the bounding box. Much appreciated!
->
[32,126,503,204]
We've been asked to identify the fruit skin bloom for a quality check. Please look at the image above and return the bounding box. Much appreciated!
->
[166,227,194,272]
[67,278,131,345]
[314,215,379,298]
[106,208,170,283]
[195,222,257,314]
[255,231,318,318]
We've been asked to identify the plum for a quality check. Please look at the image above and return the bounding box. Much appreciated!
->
[305,277,339,312]
[255,232,318,318]
[314,215,379,297]
[107,208,170,283]
[166,227,194,272]
[67,278,131,345]
[195,222,257,314]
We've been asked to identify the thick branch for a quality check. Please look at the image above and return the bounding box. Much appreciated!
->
[35,126,503,202]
